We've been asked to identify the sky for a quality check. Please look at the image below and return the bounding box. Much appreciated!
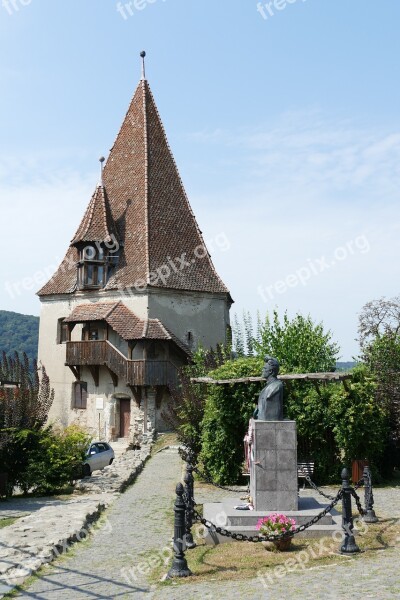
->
[1,0,399,360]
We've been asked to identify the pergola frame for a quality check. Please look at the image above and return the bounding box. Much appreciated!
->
[190,372,353,395]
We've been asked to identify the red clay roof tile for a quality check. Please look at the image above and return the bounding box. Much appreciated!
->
[38,78,229,298]
[64,302,191,355]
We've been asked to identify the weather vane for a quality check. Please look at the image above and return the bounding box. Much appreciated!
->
[140,50,146,80]
[99,156,105,185]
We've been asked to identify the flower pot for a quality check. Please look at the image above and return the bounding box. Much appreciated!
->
[273,538,292,551]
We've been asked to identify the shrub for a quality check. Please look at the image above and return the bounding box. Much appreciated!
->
[2,425,91,495]
[329,365,389,472]
[199,357,263,484]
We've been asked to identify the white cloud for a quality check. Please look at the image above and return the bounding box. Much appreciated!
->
[191,111,400,359]
[1,155,96,315]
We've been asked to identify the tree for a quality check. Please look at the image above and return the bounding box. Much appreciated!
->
[233,309,340,372]
[0,311,39,364]
[358,296,400,348]
[359,296,400,463]
[163,344,230,457]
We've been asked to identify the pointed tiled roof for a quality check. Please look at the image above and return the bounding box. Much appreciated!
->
[64,301,191,356]
[71,184,118,246]
[38,77,230,297]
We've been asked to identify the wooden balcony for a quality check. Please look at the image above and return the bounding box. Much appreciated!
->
[65,340,178,387]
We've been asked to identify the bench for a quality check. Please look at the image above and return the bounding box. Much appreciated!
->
[297,461,315,489]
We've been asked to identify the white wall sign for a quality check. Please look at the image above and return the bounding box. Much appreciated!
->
[96,398,104,410]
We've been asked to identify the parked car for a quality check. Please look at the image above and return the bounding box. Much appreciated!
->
[83,442,115,477]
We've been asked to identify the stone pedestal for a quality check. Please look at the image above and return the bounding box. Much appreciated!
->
[250,420,298,511]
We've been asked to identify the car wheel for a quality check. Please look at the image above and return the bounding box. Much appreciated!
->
[83,464,91,477]
[109,458,114,465]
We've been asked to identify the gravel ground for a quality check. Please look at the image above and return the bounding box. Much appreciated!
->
[11,455,400,599]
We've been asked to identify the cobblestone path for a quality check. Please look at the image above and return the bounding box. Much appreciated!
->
[14,449,183,599]
[14,454,400,600]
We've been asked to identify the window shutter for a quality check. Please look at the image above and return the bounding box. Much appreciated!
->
[72,382,88,409]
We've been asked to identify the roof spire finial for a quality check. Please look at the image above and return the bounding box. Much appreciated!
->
[99,156,105,186]
[140,50,146,80]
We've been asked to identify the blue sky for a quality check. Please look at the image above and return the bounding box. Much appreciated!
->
[1,0,400,359]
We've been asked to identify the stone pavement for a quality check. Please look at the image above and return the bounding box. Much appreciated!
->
[12,449,183,599]
[0,444,151,595]
[9,453,400,599]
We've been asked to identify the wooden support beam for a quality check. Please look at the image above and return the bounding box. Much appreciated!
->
[105,366,118,387]
[67,365,80,380]
[143,388,148,433]
[88,365,99,387]
[129,385,142,408]
[155,386,164,409]
[312,381,322,396]
[342,379,351,393]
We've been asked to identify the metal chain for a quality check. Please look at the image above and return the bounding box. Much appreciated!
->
[192,489,343,543]
[353,476,365,491]
[191,464,247,493]
[350,488,367,516]
[298,467,337,500]
[178,448,247,493]
[299,469,365,500]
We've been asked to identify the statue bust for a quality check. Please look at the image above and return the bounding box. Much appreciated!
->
[256,356,284,421]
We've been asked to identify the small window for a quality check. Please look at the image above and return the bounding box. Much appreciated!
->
[57,318,68,344]
[187,331,193,345]
[73,382,87,409]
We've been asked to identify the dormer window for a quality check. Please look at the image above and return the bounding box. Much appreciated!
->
[77,245,106,289]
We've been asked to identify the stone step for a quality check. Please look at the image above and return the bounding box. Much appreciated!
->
[203,495,342,544]
[227,512,334,526]
[110,440,129,459]
[204,522,343,544]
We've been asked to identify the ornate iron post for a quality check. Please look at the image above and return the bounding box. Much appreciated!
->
[184,463,197,549]
[167,483,192,578]
[340,468,360,554]
[363,466,378,523]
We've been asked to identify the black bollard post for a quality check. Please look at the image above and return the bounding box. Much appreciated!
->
[363,466,378,523]
[184,464,197,549]
[167,483,192,578]
[340,468,360,554]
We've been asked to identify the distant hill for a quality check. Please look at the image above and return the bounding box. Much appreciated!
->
[336,361,357,372]
[0,310,39,363]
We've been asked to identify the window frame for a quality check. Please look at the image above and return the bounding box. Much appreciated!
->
[57,318,69,344]
[72,381,88,410]
[77,244,108,290]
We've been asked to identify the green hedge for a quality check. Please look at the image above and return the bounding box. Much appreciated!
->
[199,359,389,484]
[199,357,263,484]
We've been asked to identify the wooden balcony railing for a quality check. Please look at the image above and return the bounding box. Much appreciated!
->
[126,360,177,387]
[65,341,178,387]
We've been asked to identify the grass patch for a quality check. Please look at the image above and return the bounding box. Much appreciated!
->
[0,517,19,529]
[148,517,400,588]
[151,433,179,455]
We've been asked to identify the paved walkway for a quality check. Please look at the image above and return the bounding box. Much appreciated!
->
[11,454,400,599]
[13,449,182,599]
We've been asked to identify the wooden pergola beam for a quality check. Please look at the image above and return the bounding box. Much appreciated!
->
[191,372,353,385]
